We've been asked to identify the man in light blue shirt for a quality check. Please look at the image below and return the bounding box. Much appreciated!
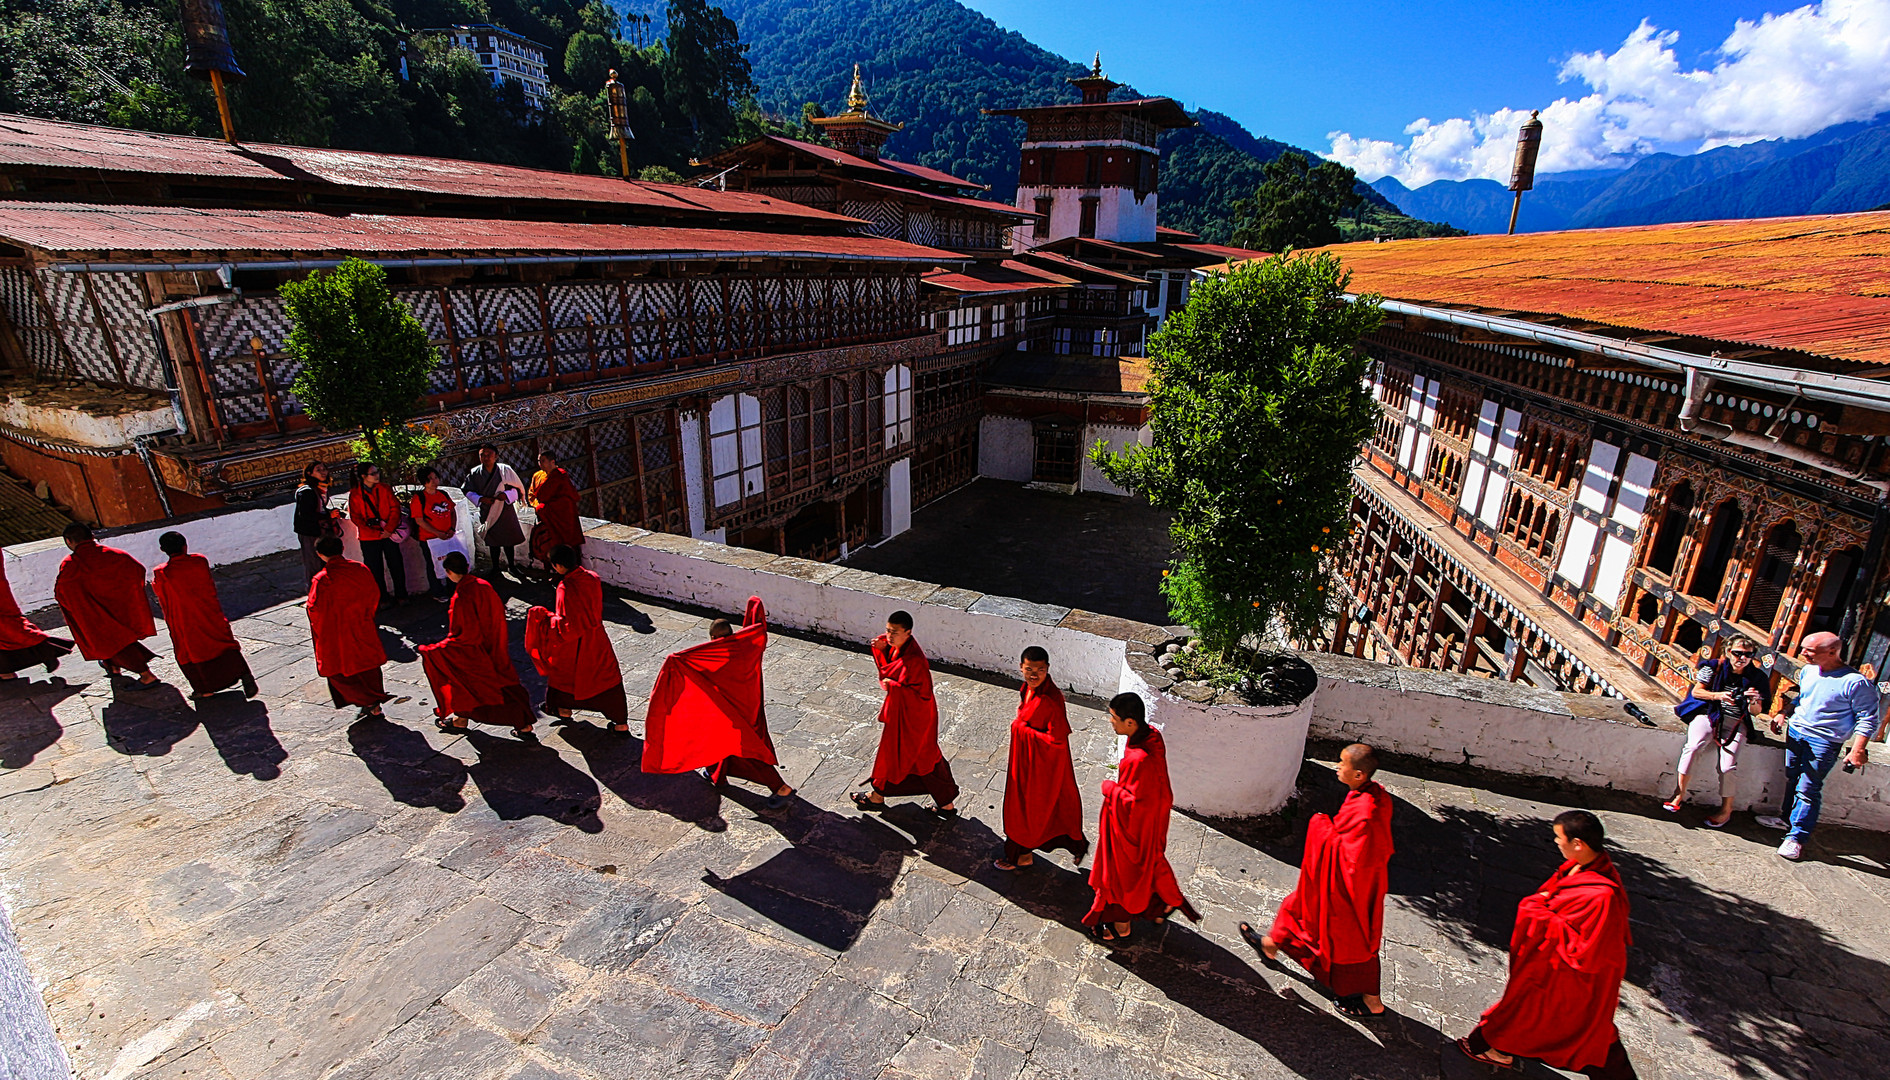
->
[1760,632,1879,861]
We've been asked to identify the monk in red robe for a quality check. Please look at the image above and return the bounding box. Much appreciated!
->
[307,535,393,716]
[642,598,795,809]
[151,531,257,700]
[1458,810,1638,1079]
[53,522,159,685]
[422,551,535,737]
[1084,692,1200,945]
[0,558,72,681]
[528,451,584,574]
[526,544,627,733]
[851,610,957,815]
[997,645,1087,871]
[1240,743,1394,1018]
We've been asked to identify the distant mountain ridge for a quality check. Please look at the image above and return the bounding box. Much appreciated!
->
[1373,116,1890,233]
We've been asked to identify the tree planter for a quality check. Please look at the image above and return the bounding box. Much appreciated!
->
[1117,640,1317,817]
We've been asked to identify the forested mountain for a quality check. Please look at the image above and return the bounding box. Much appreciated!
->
[1375,116,1890,234]
[615,0,1454,243]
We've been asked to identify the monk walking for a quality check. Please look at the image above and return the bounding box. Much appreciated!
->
[307,535,393,718]
[1240,743,1394,1018]
[1084,692,1199,945]
[526,544,627,734]
[151,531,257,700]
[421,551,535,737]
[1457,810,1638,1079]
[852,610,957,816]
[997,645,1087,871]
[54,522,159,685]
[0,557,72,681]
[642,599,794,810]
[528,450,584,576]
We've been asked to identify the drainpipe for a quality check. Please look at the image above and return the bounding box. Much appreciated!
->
[1677,369,1890,497]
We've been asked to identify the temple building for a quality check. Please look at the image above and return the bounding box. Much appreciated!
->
[1274,214,1890,708]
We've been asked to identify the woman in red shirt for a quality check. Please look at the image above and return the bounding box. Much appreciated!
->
[347,463,408,607]
[410,466,470,602]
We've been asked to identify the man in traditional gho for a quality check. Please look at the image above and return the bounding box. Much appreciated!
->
[464,443,526,579]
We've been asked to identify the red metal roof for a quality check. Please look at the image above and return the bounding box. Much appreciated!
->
[922,264,1073,294]
[0,202,961,263]
[1310,212,1890,366]
[0,114,848,224]
[1017,250,1150,286]
[1156,225,1201,241]
[1173,242,1271,262]
[846,179,1035,220]
[983,98,1194,129]
[744,137,985,191]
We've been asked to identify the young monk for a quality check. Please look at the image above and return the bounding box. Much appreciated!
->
[642,599,794,810]
[1084,691,1200,945]
[528,451,584,575]
[525,544,627,734]
[997,645,1088,871]
[1240,743,1394,1018]
[422,551,536,738]
[1457,810,1638,1079]
[852,610,957,816]
[53,522,159,685]
[307,535,393,718]
[151,531,257,700]
[0,557,72,681]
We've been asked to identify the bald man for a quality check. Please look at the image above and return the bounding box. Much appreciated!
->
[1241,743,1394,1018]
[1762,632,1878,861]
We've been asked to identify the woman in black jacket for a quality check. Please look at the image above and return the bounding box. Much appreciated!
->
[294,462,341,583]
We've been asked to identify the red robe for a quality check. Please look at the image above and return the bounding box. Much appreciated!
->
[1003,678,1086,852]
[421,574,533,726]
[307,557,387,678]
[525,567,621,697]
[1269,779,1394,995]
[151,554,241,666]
[871,635,944,786]
[54,540,155,662]
[529,467,585,564]
[1,560,70,663]
[641,596,776,774]
[1085,728,1194,926]
[1478,853,1632,1072]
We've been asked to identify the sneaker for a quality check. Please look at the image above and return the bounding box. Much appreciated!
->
[1777,837,1804,861]
[1754,815,1789,830]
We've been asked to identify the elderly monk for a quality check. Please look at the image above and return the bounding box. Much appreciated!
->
[1084,692,1200,945]
[306,535,393,717]
[1457,810,1638,1079]
[0,557,72,682]
[997,645,1087,871]
[642,598,794,810]
[527,451,584,574]
[526,544,627,733]
[151,531,257,700]
[54,522,159,685]
[422,551,535,737]
[1241,743,1394,1018]
[851,610,958,815]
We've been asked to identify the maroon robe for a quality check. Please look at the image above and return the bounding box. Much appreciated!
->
[528,467,585,564]
[421,574,533,727]
[1476,853,1632,1072]
[54,539,156,673]
[1084,727,1196,927]
[0,560,71,674]
[152,553,254,697]
[642,597,778,781]
[1269,779,1394,996]
[869,634,957,804]
[1003,677,1087,859]
[307,557,392,709]
[525,566,625,722]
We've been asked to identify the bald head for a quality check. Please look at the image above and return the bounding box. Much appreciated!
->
[1337,743,1379,788]
[1801,632,1844,673]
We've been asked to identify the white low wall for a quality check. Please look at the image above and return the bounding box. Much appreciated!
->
[978,416,1033,482]
[3,501,298,612]
[1120,653,1313,817]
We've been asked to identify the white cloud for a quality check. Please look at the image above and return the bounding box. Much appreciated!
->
[1327,0,1890,186]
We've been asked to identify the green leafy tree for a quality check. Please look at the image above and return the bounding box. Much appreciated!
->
[1093,253,1381,657]
[1229,151,1365,252]
[662,0,754,154]
[282,258,442,480]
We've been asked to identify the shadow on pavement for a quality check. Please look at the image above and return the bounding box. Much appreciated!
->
[464,728,603,833]
[0,677,78,769]
[348,714,468,811]
[555,722,720,828]
[195,695,286,780]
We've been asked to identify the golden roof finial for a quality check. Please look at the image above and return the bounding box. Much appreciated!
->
[846,63,869,114]
[1091,52,1103,78]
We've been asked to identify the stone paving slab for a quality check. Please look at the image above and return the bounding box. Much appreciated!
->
[1,551,1887,1080]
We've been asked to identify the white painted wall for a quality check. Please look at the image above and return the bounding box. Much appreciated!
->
[3,502,298,612]
[883,458,912,540]
[0,396,175,448]
[1080,423,1148,496]
[978,416,1034,482]
[1013,185,1158,246]
[1120,656,1313,816]
[679,409,708,539]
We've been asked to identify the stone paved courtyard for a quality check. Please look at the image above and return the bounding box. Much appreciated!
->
[2,551,1888,1080]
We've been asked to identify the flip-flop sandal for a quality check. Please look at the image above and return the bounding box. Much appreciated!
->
[850,791,886,812]
[1334,995,1387,1019]
[1662,798,1684,813]
[435,718,469,734]
[1456,1037,1519,1070]
[932,805,959,818]
[993,858,1019,871]
[1239,922,1280,962]
[1705,816,1732,828]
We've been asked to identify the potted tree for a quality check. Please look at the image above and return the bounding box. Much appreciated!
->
[1093,252,1381,816]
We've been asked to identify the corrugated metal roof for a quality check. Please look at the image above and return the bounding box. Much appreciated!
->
[744,137,984,191]
[1018,250,1150,286]
[0,202,961,262]
[0,114,847,224]
[1310,212,1890,366]
[846,179,1034,220]
[922,265,1072,294]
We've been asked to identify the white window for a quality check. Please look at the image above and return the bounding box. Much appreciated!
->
[1052,327,1076,355]
[709,393,764,507]
[943,306,982,347]
[883,365,913,447]
[1093,328,1118,357]
[991,303,1007,337]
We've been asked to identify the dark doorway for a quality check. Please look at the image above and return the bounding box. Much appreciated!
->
[1807,545,1863,635]
[1740,520,1802,631]
[1686,499,1743,602]
[1032,420,1081,485]
[1647,481,1693,574]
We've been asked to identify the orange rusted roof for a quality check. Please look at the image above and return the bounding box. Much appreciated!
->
[1308,212,1890,366]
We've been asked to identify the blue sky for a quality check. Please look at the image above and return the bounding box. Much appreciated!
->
[959,0,1890,184]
